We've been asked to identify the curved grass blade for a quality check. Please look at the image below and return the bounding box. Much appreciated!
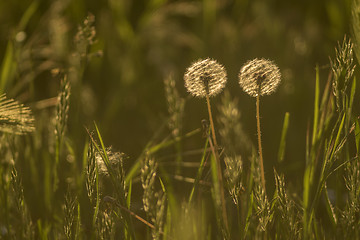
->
[125,128,201,184]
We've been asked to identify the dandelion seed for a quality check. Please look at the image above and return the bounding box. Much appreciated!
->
[238,58,281,97]
[184,58,227,98]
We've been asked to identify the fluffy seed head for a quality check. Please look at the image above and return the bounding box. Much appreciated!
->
[184,58,227,98]
[238,58,281,97]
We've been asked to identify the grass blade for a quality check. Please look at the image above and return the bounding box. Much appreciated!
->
[323,184,337,229]
[125,128,200,184]
[348,76,356,118]
[355,118,360,154]
[18,0,39,31]
[0,42,15,93]
[330,113,346,160]
[189,137,209,203]
[127,179,132,209]
[278,112,290,163]
[312,65,320,146]
[92,148,100,228]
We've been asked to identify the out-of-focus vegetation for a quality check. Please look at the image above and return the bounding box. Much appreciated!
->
[0,0,359,239]
[0,0,354,159]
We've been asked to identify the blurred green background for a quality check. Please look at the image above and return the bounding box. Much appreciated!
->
[0,0,355,188]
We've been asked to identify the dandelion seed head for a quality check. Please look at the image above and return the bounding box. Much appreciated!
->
[238,58,281,97]
[184,58,227,98]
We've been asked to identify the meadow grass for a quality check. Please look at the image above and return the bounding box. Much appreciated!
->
[0,1,360,240]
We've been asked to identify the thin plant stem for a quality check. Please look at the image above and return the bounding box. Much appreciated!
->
[205,93,229,233]
[256,94,266,192]
[206,94,218,148]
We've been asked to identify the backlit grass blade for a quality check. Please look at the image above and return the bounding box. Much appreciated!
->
[127,179,132,209]
[355,118,360,154]
[18,0,39,31]
[317,75,332,140]
[210,154,221,219]
[189,137,209,203]
[158,165,179,234]
[75,203,81,240]
[348,76,356,117]
[92,146,100,227]
[303,65,320,239]
[94,122,110,167]
[0,42,15,93]
[0,1,38,93]
[148,128,201,154]
[330,113,346,161]
[93,122,118,185]
[312,65,320,146]
[243,192,254,238]
[278,112,290,163]
[323,184,337,229]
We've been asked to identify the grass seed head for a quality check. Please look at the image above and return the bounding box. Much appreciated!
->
[238,58,281,97]
[330,36,355,111]
[0,94,35,135]
[184,58,227,98]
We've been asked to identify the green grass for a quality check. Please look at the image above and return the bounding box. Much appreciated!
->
[0,0,360,239]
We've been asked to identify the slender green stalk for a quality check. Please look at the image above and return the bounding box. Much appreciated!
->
[256,94,266,192]
[205,93,229,233]
[188,136,209,204]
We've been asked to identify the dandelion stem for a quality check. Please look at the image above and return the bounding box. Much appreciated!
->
[206,94,218,148]
[206,93,229,232]
[256,94,266,192]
